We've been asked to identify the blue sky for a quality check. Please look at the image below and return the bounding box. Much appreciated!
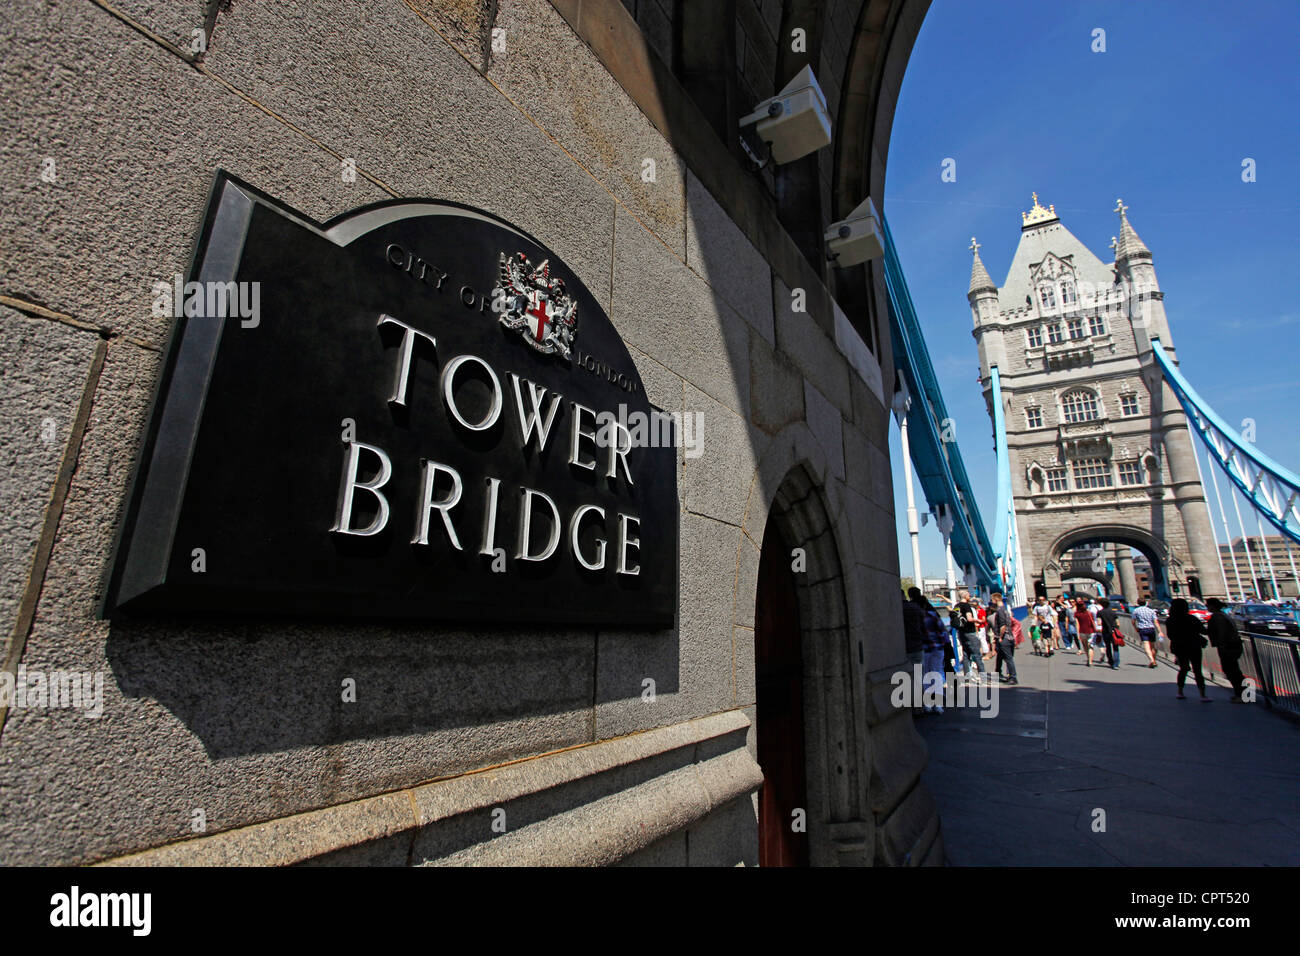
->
[884,0,1300,582]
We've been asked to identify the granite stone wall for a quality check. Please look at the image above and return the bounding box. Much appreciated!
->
[0,0,939,866]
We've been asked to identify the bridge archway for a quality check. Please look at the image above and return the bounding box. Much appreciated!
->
[1059,571,1112,596]
[1046,525,1174,601]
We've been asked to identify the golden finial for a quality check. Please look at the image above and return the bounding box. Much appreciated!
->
[1021,192,1057,226]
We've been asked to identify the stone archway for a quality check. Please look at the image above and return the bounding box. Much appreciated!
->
[746,454,859,866]
[1047,524,1175,601]
[1059,572,1112,595]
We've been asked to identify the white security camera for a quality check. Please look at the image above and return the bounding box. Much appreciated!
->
[825,196,884,267]
[738,65,832,165]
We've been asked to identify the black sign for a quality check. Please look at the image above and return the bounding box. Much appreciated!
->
[104,172,678,626]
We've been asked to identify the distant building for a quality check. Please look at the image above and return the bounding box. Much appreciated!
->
[1218,536,1300,599]
[970,195,1225,603]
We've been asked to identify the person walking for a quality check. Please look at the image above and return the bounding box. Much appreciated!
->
[989,590,1018,684]
[1097,598,1121,669]
[1058,597,1077,651]
[977,600,992,661]
[1131,596,1160,668]
[1075,597,1097,666]
[902,587,926,713]
[1032,595,1056,656]
[1167,597,1210,701]
[1207,598,1247,702]
[955,589,985,684]
[910,589,948,714]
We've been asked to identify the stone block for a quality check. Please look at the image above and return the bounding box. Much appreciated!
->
[733,625,755,707]
[842,422,873,500]
[488,0,686,257]
[109,0,209,53]
[203,0,617,304]
[613,205,750,417]
[862,567,907,673]
[803,379,845,482]
[0,307,100,663]
[616,829,687,865]
[734,532,761,629]
[773,276,852,417]
[686,794,758,866]
[868,711,929,818]
[748,330,805,436]
[1,0,391,350]
[683,383,767,529]
[595,513,740,738]
[875,777,939,866]
[409,0,497,70]
[685,171,774,346]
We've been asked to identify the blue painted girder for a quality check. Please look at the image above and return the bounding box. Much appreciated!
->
[1151,339,1300,547]
[880,214,1001,592]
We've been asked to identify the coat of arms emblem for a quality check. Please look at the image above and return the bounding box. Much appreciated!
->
[491,252,578,359]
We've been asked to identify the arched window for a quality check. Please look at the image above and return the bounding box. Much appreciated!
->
[1061,389,1101,423]
[1038,285,1057,309]
[1060,281,1077,306]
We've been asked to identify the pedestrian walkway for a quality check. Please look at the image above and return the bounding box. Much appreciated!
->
[917,643,1300,865]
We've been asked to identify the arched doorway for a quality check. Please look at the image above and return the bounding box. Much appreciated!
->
[754,516,810,867]
[1048,525,1175,601]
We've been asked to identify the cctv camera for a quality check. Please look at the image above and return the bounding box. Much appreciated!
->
[825,197,884,267]
[738,65,832,165]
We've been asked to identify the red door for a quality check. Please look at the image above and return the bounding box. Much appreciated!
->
[755,520,810,866]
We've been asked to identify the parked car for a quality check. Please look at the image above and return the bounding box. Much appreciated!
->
[1227,603,1300,637]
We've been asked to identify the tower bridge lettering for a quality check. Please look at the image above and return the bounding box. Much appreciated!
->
[333,313,642,575]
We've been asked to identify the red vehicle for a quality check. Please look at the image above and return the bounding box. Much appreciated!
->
[1187,599,1211,624]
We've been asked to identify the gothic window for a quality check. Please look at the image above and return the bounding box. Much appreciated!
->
[1039,285,1056,309]
[1026,407,1043,428]
[1060,281,1077,306]
[1072,458,1113,489]
[1067,317,1085,339]
[1117,460,1144,486]
[1120,394,1139,416]
[1026,326,1043,348]
[1046,323,1064,344]
[1046,467,1069,492]
[1089,314,1107,336]
[1061,389,1101,423]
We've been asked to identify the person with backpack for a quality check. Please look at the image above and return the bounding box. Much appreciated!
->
[989,590,1018,684]
[1167,597,1210,701]
[910,588,949,714]
[954,589,985,684]
[1207,598,1247,702]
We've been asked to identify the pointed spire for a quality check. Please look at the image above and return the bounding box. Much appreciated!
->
[968,237,996,295]
[1113,198,1151,260]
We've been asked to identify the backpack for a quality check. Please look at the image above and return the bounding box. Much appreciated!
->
[1011,616,1024,647]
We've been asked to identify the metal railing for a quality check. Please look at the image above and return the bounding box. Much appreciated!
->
[1114,612,1300,717]
[1240,631,1300,718]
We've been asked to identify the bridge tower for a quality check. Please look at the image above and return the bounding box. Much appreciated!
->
[970,196,1225,601]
